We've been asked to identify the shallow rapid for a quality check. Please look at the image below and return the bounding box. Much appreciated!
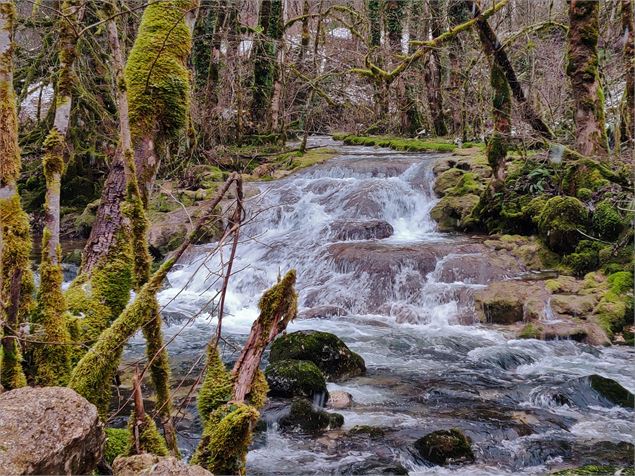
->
[148,137,633,474]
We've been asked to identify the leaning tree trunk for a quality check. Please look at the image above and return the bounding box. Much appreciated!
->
[466,0,554,140]
[619,0,634,145]
[32,0,83,386]
[0,0,33,390]
[424,0,449,137]
[566,0,608,156]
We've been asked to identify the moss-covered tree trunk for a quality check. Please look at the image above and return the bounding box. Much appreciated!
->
[487,62,512,182]
[566,0,608,156]
[620,0,634,145]
[424,0,448,136]
[0,0,33,390]
[466,0,554,140]
[32,0,83,386]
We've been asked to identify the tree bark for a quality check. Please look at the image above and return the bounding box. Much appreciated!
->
[425,0,449,136]
[620,0,634,145]
[465,0,554,140]
[0,0,32,389]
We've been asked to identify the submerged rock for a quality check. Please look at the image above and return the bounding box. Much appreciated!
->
[265,359,327,399]
[0,386,104,475]
[413,429,475,466]
[298,305,347,319]
[348,425,385,438]
[330,219,394,241]
[112,454,212,476]
[269,330,366,381]
[279,398,344,433]
[587,374,634,408]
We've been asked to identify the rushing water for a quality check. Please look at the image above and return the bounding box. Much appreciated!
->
[149,137,634,474]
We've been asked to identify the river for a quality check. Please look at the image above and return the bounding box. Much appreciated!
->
[130,137,634,474]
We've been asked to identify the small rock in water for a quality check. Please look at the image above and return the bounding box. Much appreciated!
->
[279,398,344,433]
[269,330,365,381]
[348,425,385,438]
[330,219,394,241]
[113,454,212,476]
[327,390,353,409]
[588,374,634,408]
[413,429,475,466]
[265,359,328,399]
[0,386,104,475]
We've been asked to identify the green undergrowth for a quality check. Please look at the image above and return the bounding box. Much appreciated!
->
[333,134,456,152]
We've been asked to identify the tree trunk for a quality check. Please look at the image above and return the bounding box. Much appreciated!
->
[385,0,405,132]
[0,0,32,390]
[466,0,554,140]
[403,0,424,135]
[487,62,512,182]
[447,0,469,137]
[620,0,634,145]
[566,0,608,156]
[425,0,448,136]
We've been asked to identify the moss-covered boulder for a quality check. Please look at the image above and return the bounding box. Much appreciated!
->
[279,398,344,433]
[591,201,624,241]
[269,331,365,381]
[537,196,589,253]
[588,374,634,408]
[433,168,465,196]
[413,429,475,466]
[430,194,480,232]
[265,360,327,399]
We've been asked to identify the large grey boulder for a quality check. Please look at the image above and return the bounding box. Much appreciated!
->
[113,454,212,476]
[0,386,104,475]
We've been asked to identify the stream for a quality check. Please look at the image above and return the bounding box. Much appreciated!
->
[128,137,633,474]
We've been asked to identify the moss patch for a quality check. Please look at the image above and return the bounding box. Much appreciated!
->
[265,359,327,399]
[335,134,456,152]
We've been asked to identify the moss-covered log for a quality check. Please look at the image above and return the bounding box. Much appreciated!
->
[0,0,32,390]
[566,0,608,156]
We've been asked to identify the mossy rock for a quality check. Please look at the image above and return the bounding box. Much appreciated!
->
[537,196,589,253]
[104,428,130,465]
[592,201,624,241]
[279,398,344,433]
[269,330,365,381]
[430,194,480,232]
[433,168,464,196]
[348,425,385,438]
[445,172,484,197]
[563,240,607,277]
[607,271,633,294]
[518,323,542,339]
[552,465,635,475]
[587,374,634,408]
[265,360,327,399]
[413,429,475,466]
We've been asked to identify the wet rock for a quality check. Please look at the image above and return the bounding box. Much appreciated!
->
[112,454,212,476]
[475,281,542,324]
[327,391,353,409]
[430,194,480,231]
[435,253,524,285]
[0,386,104,475]
[269,330,366,381]
[279,398,344,433]
[348,425,385,438]
[148,203,221,257]
[298,305,347,319]
[587,374,634,408]
[538,320,609,346]
[265,360,327,399]
[433,168,465,196]
[550,294,596,318]
[330,219,394,241]
[413,429,475,466]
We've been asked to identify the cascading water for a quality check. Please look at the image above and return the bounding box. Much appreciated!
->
[149,137,633,474]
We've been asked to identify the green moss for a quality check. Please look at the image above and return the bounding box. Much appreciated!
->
[191,403,259,475]
[576,187,593,201]
[430,194,480,232]
[265,359,327,398]
[563,240,606,277]
[269,330,365,381]
[446,172,484,196]
[518,323,541,339]
[125,0,195,141]
[434,168,465,196]
[197,345,233,424]
[31,230,72,386]
[127,414,169,456]
[0,194,33,389]
[104,428,130,465]
[69,258,175,417]
[591,201,624,241]
[414,429,474,466]
[339,135,456,152]
[537,196,589,253]
[247,369,269,410]
[349,425,385,438]
[279,397,343,433]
